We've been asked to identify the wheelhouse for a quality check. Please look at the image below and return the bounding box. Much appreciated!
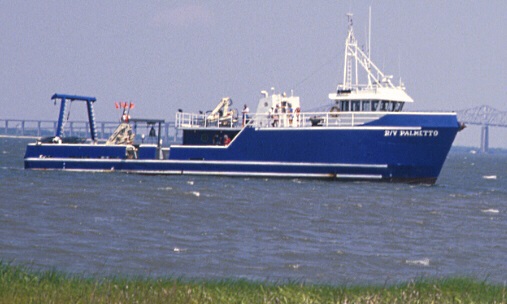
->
[327,13,413,114]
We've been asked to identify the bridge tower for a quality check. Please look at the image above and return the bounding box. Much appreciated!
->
[480,124,489,153]
[456,105,507,153]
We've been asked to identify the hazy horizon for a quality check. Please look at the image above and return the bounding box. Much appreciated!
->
[1,1,506,148]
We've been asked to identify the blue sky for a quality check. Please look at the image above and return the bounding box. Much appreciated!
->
[1,1,506,148]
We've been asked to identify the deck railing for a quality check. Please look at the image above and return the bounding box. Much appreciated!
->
[2,112,385,141]
[175,112,237,129]
[175,111,384,129]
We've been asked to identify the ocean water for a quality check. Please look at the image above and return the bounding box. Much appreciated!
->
[1,137,507,285]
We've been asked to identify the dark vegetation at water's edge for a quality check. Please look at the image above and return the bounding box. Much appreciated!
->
[1,263,506,303]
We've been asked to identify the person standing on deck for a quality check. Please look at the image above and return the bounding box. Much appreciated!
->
[223,134,231,145]
[272,105,280,127]
[288,104,294,126]
[242,104,250,127]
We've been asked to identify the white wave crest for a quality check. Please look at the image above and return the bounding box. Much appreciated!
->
[289,264,301,269]
[157,186,173,191]
[406,258,430,266]
[482,208,499,214]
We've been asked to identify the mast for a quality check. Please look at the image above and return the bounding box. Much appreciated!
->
[343,13,356,90]
[340,12,396,92]
[368,6,371,61]
[367,6,372,87]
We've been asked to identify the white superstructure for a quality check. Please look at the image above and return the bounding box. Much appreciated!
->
[328,13,413,112]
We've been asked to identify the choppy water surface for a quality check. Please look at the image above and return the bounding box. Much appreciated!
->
[1,137,507,285]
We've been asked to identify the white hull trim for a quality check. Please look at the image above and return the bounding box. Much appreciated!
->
[25,157,388,169]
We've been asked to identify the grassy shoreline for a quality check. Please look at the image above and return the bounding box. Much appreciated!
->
[1,263,505,303]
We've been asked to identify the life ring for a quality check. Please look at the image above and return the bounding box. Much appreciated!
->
[330,106,340,117]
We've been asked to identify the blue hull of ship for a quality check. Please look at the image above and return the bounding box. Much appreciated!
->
[24,113,460,183]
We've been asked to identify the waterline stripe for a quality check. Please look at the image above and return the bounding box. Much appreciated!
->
[336,174,383,179]
[129,170,334,178]
[25,158,388,169]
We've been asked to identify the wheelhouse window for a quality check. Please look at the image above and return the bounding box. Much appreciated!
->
[380,101,388,111]
[394,102,404,112]
[347,100,405,112]
[362,100,371,111]
[372,101,379,111]
[351,101,360,111]
[340,100,350,111]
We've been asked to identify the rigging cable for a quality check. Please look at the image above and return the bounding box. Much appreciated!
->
[291,53,339,91]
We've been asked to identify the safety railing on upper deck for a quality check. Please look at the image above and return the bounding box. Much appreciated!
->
[175,112,240,129]
[175,111,384,129]
[248,112,383,128]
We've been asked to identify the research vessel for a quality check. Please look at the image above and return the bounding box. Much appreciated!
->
[24,14,462,183]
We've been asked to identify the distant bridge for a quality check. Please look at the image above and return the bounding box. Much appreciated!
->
[2,105,506,152]
[456,105,507,153]
[0,119,182,145]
